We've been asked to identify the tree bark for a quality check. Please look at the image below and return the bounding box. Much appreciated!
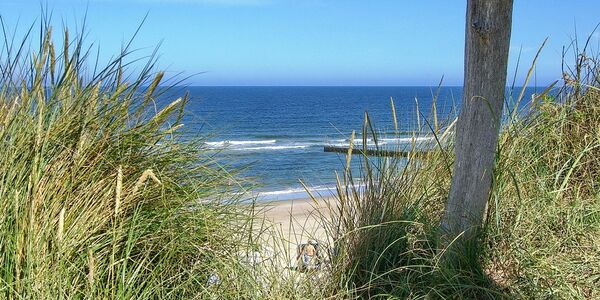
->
[440,0,513,242]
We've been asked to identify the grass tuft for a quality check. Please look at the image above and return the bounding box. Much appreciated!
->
[316,32,600,299]
[0,18,253,299]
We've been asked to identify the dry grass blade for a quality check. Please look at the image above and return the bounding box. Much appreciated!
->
[131,169,162,195]
[145,71,164,103]
[511,37,548,121]
[57,207,65,244]
[390,97,398,132]
[115,165,122,218]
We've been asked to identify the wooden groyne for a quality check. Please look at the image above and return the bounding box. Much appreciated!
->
[323,146,428,158]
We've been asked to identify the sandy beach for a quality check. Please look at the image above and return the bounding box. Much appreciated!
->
[258,196,335,264]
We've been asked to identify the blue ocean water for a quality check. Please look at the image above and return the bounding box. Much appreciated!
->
[174,86,537,201]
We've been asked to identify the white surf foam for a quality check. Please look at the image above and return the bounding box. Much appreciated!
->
[379,136,437,143]
[206,139,277,147]
[259,186,335,197]
[232,145,309,151]
[256,183,368,201]
[328,141,388,147]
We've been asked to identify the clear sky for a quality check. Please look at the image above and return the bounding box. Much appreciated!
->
[1,0,599,86]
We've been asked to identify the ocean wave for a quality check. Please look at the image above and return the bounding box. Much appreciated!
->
[328,136,437,145]
[206,139,277,147]
[256,183,368,200]
[328,138,350,143]
[328,140,389,147]
[379,136,437,143]
[259,186,335,197]
[232,145,309,151]
[205,136,437,152]
[260,188,311,196]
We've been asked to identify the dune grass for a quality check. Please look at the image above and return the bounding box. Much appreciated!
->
[309,36,600,299]
[0,20,260,299]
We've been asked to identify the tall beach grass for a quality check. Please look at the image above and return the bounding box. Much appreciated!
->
[310,34,599,299]
[0,19,258,299]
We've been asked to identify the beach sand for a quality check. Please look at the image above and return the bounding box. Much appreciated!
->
[258,196,335,267]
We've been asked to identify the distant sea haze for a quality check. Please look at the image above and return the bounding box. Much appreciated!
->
[168,86,540,201]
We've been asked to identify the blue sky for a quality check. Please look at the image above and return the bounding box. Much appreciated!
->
[1,0,599,86]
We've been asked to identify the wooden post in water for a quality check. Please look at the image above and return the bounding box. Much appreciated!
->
[440,0,514,242]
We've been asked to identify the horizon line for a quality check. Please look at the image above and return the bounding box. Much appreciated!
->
[163,85,556,88]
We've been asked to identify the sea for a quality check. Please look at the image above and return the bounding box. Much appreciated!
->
[169,86,539,201]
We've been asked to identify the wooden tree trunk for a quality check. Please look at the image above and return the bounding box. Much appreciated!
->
[440,0,513,242]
